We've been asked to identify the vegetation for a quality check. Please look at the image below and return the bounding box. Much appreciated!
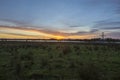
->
[0,41,120,80]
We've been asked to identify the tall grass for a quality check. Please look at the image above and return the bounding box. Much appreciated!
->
[0,42,120,80]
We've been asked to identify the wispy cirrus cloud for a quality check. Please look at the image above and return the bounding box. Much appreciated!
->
[92,19,120,39]
[94,20,120,30]
[114,0,120,14]
[0,18,30,26]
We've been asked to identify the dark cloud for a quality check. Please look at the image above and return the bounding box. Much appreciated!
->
[94,20,120,30]
[68,25,81,27]
[71,31,88,35]
[90,29,99,33]
[68,29,99,35]
[67,24,84,28]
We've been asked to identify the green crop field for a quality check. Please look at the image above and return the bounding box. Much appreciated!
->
[0,41,120,80]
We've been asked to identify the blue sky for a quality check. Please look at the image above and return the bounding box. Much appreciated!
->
[0,0,120,39]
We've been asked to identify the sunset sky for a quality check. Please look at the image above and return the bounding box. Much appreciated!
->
[0,0,120,39]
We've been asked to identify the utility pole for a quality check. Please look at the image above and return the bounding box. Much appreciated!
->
[101,32,105,39]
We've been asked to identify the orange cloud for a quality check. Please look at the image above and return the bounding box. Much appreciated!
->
[0,26,95,39]
[0,26,66,39]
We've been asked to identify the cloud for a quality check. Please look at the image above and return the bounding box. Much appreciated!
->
[62,21,83,27]
[0,25,69,39]
[114,0,120,14]
[96,21,120,25]
[68,25,81,27]
[0,25,98,39]
[91,0,120,31]
[89,29,99,33]
[101,27,120,30]
[67,29,99,35]
[0,25,56,34]
[0,18,30,26]
[0,31,36,37]
[92,19,120,39]
[107,32,120,39]
[94,20,120,30]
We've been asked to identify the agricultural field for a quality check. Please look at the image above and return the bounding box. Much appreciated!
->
[0,41,120,80]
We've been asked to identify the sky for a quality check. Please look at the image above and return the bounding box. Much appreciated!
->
[0,0,120,39]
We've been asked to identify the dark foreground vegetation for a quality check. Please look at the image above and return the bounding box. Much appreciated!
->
[0,41,120,80]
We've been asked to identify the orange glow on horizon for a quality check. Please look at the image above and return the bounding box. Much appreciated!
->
[53,36,65,40]
[0,26,95,39]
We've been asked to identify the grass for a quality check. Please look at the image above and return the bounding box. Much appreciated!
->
[0,41,120,80]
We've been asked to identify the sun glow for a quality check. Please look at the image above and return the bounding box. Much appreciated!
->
[0,26,66,39]
[53,35,65,40]
[0,26,95,39]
